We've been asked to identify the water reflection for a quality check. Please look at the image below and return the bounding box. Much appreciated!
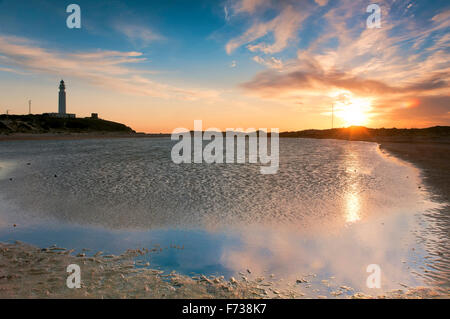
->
[0,209,435,296]
[0,138,447,297]
[0,138,427,230]
[345,192,361,223]
[343,146,362,224]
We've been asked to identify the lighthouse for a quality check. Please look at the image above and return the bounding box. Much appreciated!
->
[58,80,66,115]
[42,80,75,118]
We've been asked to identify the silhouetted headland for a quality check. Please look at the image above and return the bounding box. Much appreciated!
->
[0,114,134,134]
[280,125,450,144]
[0,114,171,140]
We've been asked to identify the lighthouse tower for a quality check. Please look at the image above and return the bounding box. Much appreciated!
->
[58,79,66,115]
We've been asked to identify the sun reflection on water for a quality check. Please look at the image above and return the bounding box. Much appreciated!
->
[345,191,361,223]
[343,146,362,224]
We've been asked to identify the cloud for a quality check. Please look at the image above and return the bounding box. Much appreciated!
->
[0,35,220,101]
[234,0,450,126]
[383,95,450,127]
[114,24,164,47]
[252,56,283,69]
[0,66,29,75]
[241,49,448,123]
[241,63,448,97]
[314,0,328,6]
[226,4,309,54]
[232,0,271,14]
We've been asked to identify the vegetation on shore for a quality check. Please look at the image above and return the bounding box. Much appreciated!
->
[1,115,449,144]
[0,114,135,134]
[279,126,450,143]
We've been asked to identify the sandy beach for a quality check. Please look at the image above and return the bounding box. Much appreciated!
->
[379,142,450,204]
[0,241,446,299]
[1,0,449,307]
[0,137,449,298]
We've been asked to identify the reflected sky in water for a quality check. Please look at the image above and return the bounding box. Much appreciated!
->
[0,138,447,296]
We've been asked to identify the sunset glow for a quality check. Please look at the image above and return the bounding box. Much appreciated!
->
[0,0,448,132]
[0,0,449,302]
[337,98,372,127]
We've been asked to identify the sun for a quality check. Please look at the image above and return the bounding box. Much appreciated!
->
[336,97,372,126]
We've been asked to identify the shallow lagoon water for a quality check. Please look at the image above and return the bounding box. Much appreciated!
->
[0,138,447,297]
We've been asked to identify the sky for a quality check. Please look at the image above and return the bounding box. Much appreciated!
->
[0,0,448,133]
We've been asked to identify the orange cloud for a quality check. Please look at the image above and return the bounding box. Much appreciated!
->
[230,1,450,128]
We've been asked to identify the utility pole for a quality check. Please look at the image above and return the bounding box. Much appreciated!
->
[29,100,32,115]
[5,109,9,115]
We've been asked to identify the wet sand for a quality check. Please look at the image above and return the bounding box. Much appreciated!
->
[379,142,450,204]
[0,241,271,299]
[380,142,450,297]
[0,241,445,299]
[1,139,449,298]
